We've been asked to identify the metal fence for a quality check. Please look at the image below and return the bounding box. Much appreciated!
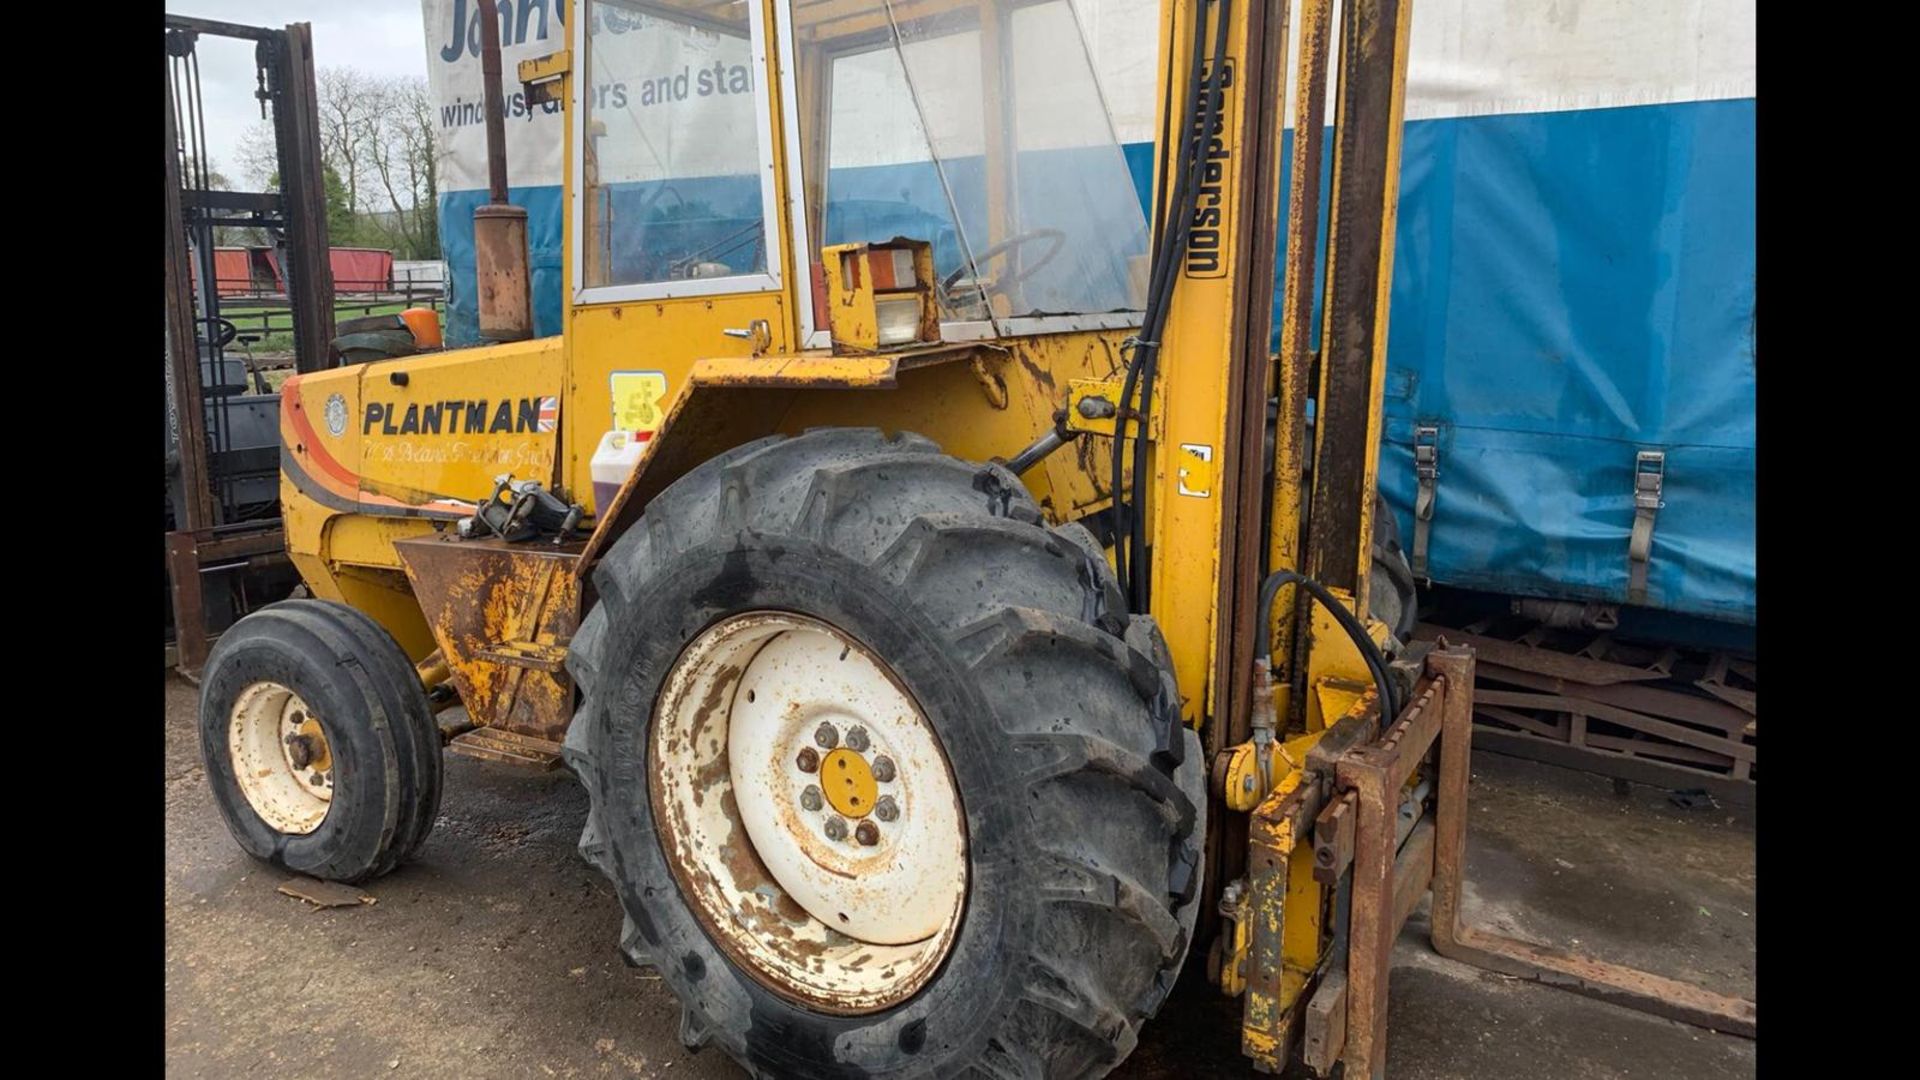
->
[214,277,447,350]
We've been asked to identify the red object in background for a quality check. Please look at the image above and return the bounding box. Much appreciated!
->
[213,246,397,295]
[212,248,253,295]
[325,247,394,293]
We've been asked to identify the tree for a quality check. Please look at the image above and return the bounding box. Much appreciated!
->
[362,76,443,260]
[323,163,358,246]
[233,122,279,192]
[316,67,378,219]
[232,67,446,261]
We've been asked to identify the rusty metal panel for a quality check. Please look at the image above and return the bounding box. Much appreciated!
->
[395,535,581,740]
[475,205,533,343]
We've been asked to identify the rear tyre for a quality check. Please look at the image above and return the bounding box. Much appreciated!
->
[197,599,442,883]
[566,427,1205,1078]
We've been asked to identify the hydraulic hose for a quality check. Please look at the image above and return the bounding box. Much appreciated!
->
[1255,570,1399,723]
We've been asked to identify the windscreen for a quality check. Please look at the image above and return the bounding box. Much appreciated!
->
[582,0,769,288]
[797,0,1149,331]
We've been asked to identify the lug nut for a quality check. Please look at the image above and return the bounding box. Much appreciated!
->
[874,795,899,822]
[824,816,848,841]
[796,747,820,772]
[814,722,840,749]
[872,756,896,783]
[800,785,824,812]
[855,820,880,846]
[845,726,870,752]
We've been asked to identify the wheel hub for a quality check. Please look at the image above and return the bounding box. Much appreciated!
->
[228,682,334,834]
[651,611,967,1013]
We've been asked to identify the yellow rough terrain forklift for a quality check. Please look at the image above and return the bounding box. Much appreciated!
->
[192,0,1756,1075]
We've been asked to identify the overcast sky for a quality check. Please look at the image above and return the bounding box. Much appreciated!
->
[173,0,431,182]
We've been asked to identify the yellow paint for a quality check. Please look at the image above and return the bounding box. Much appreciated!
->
[775,332,1127,522]
[693,352,904,389]
[1136,0,1289,728]
[1221,727,1329,812]
[1064,376,1149,438]
[1300,586,1394,730]
[331,565,436,660]
[821,749,879,818]
[563,292,794,505]
[324,515,436,571]
[516,48,570,84]
[355,338,564,504]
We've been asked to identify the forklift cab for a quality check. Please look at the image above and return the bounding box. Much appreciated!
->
[567,0,1151,349]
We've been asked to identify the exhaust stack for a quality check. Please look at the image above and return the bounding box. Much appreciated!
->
[473,4,531,342]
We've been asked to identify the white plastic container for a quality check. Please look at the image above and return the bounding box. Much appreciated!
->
[590,429,652,513]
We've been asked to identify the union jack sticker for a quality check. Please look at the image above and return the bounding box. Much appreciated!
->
[536,396,559,433]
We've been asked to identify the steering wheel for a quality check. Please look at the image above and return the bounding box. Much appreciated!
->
[208,316,239,349]
[940,228,1068,306]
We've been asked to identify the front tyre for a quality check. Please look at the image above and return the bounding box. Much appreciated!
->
[197,599,443,883]
[566,428,1205,1078]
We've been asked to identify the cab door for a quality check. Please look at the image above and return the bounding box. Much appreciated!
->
[560,0,806,512]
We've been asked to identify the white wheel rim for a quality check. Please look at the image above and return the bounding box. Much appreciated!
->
[228,681,334,835]
[652,612,967,1013]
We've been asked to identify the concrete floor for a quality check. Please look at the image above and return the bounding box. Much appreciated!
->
[165,676,1755,1078]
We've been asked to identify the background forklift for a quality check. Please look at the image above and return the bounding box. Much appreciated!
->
[190,1,1756,1075]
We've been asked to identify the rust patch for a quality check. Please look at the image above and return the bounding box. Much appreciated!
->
[688,663,743,758]
[395,536,581,740]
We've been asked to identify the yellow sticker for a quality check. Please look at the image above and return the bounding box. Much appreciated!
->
[609,371,668,434]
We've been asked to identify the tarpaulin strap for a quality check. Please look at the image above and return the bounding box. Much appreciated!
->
[1627,450,1666,605]
[1412,424,1440,580]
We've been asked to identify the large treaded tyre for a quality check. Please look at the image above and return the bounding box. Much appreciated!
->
[197,599,443,883]
[565,428,1206,1079]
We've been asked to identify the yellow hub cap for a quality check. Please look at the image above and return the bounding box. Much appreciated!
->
[821,748,877,818]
